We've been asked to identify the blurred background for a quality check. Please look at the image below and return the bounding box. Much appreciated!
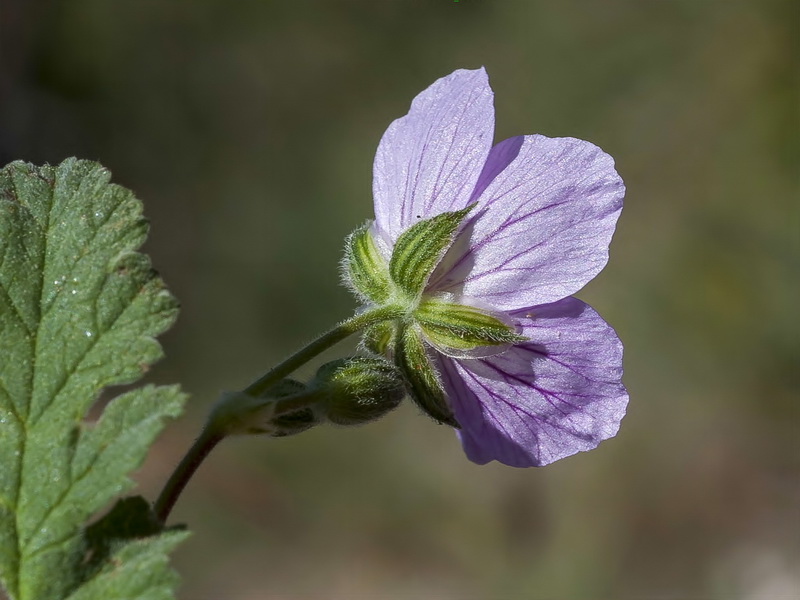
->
[1,1,797,598]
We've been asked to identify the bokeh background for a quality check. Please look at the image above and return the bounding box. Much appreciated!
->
[1,1,797,598]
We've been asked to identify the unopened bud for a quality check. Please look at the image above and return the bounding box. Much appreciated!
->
[310,357,405,426]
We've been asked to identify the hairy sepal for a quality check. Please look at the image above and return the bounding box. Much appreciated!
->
[417,298,525,358]
[389,205,474,300]
[343,223,391,303]
[395,325,458,427]
[362,320,397,356]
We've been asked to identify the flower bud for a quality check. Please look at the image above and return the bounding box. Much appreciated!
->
[310,357,405,426]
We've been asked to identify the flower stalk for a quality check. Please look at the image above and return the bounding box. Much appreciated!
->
[153,427,224,524]
[154,304,403,524]
[243,304,403,397]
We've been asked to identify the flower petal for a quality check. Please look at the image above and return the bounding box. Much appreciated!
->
[429,135,624,310]
[438,296,627,467]
[372,68,495,242]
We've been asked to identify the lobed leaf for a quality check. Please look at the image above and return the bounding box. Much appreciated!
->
[0,159,186,600]
[65,530,189,600]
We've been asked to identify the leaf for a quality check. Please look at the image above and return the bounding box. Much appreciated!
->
[82,496,173,572]
[65,530,189,600]
[67,497,189,600]
[0,159,187,600]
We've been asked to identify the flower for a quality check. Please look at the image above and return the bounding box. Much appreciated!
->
[345,67,627,467]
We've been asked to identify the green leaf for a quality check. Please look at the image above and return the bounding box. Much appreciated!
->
[82,496,172,572]
[0,159,187,600]
[388,205,474,300]
[67,496,188,600]
[65,530,189,600]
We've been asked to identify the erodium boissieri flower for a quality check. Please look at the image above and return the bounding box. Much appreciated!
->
[343,67,628,467]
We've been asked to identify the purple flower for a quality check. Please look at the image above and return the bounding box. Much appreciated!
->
[352,67,627,467]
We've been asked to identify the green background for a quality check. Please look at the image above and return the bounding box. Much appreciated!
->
[1,1,797,598]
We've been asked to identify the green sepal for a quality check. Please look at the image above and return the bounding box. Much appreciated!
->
[210,380,318,437]
[416,298,526,356]
[268,407,319,437]
[395,325,459,427]
[343,223,391,303]
[389,205,474,299]
[263,380,318,436]
[362,320,397,356]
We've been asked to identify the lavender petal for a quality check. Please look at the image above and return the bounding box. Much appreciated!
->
[438,296,627,467]
[372,68,494,242]
[429,135,625,310]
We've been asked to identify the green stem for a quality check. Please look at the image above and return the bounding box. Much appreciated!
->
[153,304,401,524]
[243,304,402,397]
[153,427,223,524]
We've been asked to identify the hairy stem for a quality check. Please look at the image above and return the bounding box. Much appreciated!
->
[243,305,402,397]
[153,304,402,523]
